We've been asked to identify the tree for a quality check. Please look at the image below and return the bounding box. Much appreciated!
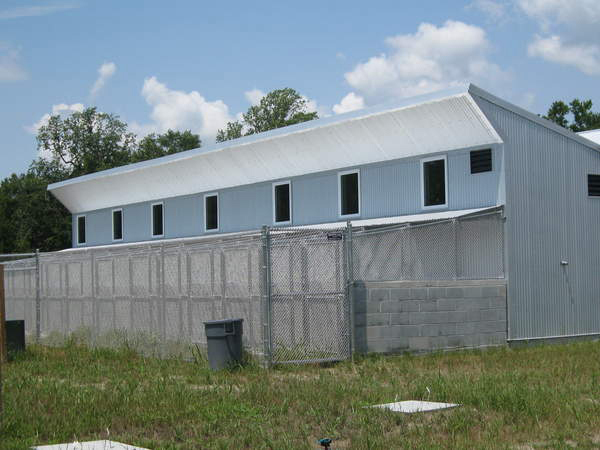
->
[36,107,136,178]
[544,99,600,132]
[131,130,201,163]
[216,88,318,142]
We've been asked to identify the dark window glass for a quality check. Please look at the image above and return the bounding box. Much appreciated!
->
[77,216,86,244]
[113,210,123,240]
[470,149,492,173]
[152,204,163,236]
[589,174,600,197]
[340,172,359,215]
[205,195,218,230]
[274,183,291,223]
[423,159,446,206]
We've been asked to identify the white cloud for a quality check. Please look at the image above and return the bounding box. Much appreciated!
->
[528,35,600,75]
[90,62,116,98]
[517,0,600,75]
[26,103,84,143]
[0,3,79,20]
[131,76,232,140]
[0,43,27,82]
[468,0,508,22]
[244,88,265,106]
[333,92,365,114]
[343,21,508,103]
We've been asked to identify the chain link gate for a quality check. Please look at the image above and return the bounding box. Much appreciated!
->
[264,226,353,365]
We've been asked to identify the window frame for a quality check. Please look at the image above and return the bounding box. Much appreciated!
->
[151,202,164,238]
[272,180,292,225]
[420,155,448,210]
[112,208,123,242]
[588,173,600,198]
[338,169,361,218]
[76,214,86,246]
[204,192,219,233]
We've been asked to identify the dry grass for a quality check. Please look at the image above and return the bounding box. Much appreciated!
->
[3,340,600,449]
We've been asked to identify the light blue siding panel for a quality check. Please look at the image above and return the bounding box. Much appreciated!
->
[220,184,272,232]
[474,95,600,340]
[292,172,338,225]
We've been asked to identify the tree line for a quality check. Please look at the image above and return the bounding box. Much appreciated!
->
[0,88,316,253]
[0,89,598,254]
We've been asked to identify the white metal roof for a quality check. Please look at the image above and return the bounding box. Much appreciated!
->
[578,129,600,145]
[48,84,503,214]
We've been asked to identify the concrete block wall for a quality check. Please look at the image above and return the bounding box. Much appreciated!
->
[353,280,507,354]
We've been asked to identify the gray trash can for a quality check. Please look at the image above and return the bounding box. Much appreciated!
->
[204,318,244,370]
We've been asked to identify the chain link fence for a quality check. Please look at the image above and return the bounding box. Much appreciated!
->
[2,209,504,365]
[351,210,504,281]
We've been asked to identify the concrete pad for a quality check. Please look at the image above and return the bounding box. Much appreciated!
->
[372,400,459,414]
[33,440,148,450]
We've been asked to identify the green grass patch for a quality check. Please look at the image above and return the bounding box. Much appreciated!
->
[3,341,600,449]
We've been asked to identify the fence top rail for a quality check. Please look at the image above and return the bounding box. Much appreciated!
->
[0,253,36,258]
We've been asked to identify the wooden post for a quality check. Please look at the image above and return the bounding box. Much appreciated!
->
[0,264,6,363]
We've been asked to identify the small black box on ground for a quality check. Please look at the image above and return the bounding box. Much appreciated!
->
[204,318,244,370]
[6,320,25,356]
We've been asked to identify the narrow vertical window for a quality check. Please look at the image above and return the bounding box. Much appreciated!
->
[421,156,447,208]
[339,170,360,216]
[77,215,86,245]
[152,203,164,237]
[205,194,219,231]
[273,181,291,224]
[112,209,123,241]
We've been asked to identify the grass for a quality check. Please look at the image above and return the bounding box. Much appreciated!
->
[2,340,600,449]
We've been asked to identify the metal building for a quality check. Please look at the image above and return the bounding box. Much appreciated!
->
[40,83,600,348]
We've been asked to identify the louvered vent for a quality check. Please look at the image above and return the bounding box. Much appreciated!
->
[589,174,600,197]
[470,149,492,174]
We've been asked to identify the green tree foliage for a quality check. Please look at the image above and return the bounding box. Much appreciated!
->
[544,99,600,132]
[0,107,201,253]
[216,88,318,142]
[36,107,137,177]
[131,130,201,163]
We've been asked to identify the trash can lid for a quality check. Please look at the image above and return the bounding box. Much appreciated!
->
[203,318,244,325]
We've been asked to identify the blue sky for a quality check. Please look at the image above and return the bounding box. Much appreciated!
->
[1,0,599,179]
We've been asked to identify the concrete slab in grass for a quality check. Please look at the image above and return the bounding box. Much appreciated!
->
[371,400,459,414]
[33,441,149,450]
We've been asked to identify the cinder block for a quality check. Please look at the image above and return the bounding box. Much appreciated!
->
[390,312,410,325]
[380,300,420,313]
[367,325,419,339]
[367,313,389,327]
[463,286,483,298]
[409,312,427,325]
[366,326,386,340]
[480,308,506,322]
[370,288,390,303]
[437,298,456,311]
[447,335,468,348]
[367,300,381,313]
[389,288,412,301]
[489,297,507,308]
[465,310,482,322]
[476,321,506,333]
[430,336,448,349]
[367,338,409,353]
[421,323,456,337]
[482,286,502,297]
[446,287,464,298]
[419,300,438,312]
[428,287,447,299]
[410,287,428,299]
[455,322,476,335]
[392,325,420,337]
[409,337,431,351]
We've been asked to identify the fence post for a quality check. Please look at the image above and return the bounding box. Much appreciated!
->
[35,249,41,341]
[160,243,166,342]
[261,226,272,368]
[0,264,6,364]
[453,219,459,281]
[345,221,355,361]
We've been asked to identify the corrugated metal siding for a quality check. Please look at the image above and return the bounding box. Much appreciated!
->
[73,148,504,247]
[474,95,600,340]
